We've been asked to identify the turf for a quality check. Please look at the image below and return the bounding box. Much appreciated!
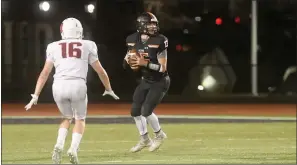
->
[2,123,296,164]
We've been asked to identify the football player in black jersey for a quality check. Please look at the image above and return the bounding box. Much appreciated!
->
[123,12,170,153]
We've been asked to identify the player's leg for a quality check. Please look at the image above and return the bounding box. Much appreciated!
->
[141,76,170,152]
[67,80,88,164]
[52,82,74,164]
[130,80,151,153]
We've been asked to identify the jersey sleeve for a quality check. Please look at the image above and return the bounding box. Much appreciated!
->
[157,36,168,58]
[88,41,99,64]
[158,36,168,52]
[126,35,136,51]
[46,43,54,62]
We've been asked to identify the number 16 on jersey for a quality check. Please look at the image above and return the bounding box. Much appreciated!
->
[59,42,83,58]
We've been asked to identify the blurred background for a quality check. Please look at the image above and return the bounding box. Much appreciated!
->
[1,0,296,103]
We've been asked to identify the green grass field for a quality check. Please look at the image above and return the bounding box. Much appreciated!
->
[2,123,296,164]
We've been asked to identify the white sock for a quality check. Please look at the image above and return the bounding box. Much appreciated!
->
[55,128,68,149]
[134,116,148,136]
[70,133,82,150]
[146,113,161,133]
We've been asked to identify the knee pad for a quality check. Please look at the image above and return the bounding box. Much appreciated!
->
[141,104,153,117]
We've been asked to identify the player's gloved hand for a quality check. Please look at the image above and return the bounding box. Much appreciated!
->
[24,94,39,111]
[102,90,120,100]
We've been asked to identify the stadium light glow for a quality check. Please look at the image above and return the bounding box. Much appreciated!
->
[87,4,95,13]
[183,29,189,34]
[202,75,216,89]
[39,1,50,12]
[194,16,202,22]
[197,85,204,91]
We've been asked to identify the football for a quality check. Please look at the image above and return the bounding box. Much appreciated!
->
[127,49,140,70]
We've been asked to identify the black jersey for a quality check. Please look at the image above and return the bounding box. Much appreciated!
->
[126,32,169,82]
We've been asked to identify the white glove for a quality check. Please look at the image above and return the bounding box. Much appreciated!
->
[102,90,120,100]
[24,94,39,111]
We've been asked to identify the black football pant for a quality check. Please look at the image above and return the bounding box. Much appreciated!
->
[131,76,170,117]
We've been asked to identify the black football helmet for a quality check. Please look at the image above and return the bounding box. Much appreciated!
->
[136,12,159,35]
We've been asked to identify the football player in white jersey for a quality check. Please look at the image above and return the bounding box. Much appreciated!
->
[24,17,119,164]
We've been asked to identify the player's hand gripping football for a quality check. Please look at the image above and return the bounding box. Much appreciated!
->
[132,53,148,66]
[125,50,141,70]
[102,90,120,100]
[24,94,39,111]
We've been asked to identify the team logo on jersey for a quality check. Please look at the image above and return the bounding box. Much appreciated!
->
[138,49,145,53]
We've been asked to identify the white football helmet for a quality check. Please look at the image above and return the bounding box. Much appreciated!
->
[60,18,83,39]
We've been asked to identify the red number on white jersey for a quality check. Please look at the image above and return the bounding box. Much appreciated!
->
[59,42,82,58]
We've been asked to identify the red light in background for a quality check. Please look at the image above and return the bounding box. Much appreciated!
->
[215,17,222,25]
[235,16,241,23]
[176,44,182,52]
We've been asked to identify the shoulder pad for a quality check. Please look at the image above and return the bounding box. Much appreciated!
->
[158,34,168,42]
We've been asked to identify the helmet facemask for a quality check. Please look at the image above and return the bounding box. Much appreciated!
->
[136,12,159,36]
[137,21,159,36]
[146,22,158,35]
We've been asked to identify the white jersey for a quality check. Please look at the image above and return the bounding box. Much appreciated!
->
[46,39,98,81]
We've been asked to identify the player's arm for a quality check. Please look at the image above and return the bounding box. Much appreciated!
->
[25,44,54,111]
[88,42,112,91]
[33,45,54,96]
[143,37,168,73]
[25,44,54,110]
[155,49,167,73]
[91,61,112,91]
[123,37,135,69]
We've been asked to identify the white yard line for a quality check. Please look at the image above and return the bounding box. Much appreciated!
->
[90,157,284,164]
[5,137,296,145]
[5,145,295,154]
[196,131,291,135]
[102,159,186,163]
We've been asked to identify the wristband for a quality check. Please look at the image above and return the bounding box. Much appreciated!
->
[147,62,162,72]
